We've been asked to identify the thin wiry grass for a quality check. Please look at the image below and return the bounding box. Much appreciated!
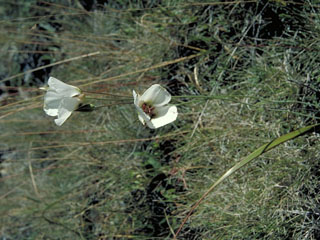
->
[1,0,320,239]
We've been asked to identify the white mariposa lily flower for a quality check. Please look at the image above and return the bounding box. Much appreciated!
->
[41,77,83,126]
[133,84,178,129]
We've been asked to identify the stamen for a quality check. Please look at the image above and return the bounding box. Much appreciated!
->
[141,102,156,118]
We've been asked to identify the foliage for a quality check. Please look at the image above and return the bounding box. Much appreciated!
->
[1,0,320,239]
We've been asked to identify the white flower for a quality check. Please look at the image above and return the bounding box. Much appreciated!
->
[42,77,83,126]
[133,84,178,129]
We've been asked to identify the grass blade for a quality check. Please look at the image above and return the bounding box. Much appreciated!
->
[174,123,320,239]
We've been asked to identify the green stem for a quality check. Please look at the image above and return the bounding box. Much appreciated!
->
[94,102,132,109]
[82,90,130,98]
[85,97,132,101]
[172,95,230,100]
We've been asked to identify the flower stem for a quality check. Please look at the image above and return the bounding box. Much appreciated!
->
[172,95,231,100]
[85,97,132,101]
[94,102,132,109]
[82,90,130,98]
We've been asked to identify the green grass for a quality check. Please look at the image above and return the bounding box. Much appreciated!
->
[1,0,320,239]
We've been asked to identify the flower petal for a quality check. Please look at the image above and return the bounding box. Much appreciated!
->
[43,90,61,116]
[54,109,72,126]
[48,77,80,97]
[140,84,171,107]
[135,104,151,123]
[54,97,80,126]
[133,90,141,106]
[146,105,178,129]
[138,114,146,125]
[133,89,151,124]
[44,106,59,117]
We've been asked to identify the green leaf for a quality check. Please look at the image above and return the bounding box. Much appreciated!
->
[208,124,319,196]
[176,123,320,236]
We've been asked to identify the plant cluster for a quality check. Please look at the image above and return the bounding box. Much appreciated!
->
[0,1,320,239]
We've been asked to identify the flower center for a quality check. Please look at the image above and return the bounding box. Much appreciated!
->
[141,102,156,118]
